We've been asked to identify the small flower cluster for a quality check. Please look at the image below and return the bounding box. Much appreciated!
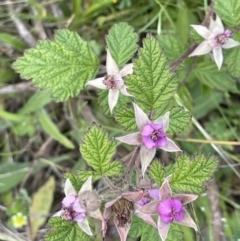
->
[54,176,102,236]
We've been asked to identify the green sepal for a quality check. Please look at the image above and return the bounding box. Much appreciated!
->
[13,29,99,102]
[106,22,138,67]
[45,217,95,241]
[170,154,219,194]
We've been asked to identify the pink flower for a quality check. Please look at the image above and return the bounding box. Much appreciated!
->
[102,190,156,241]
[86,49,133,113]
[139,179,198,241]
[189,15,240,70]
[54,177,102,236]
[116,103,181,175]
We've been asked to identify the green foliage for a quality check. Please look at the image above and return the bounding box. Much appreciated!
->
[168,107,192,134]
[37,109,75,149]
[126,34,178,112]
[114,108,137,131]
[80,124,122,177]
[170,154,219,194]
[149,160,165,186]
[64,173,84,192]
[13,29,99,101]
[106,22,138,67]
[0,163,28,194]
[225,33,240,78]
[98,90,131,117]
[115,105,191,134]
[193,63,238,93]
[129,216,183,241]
[214,0,240,27]
[45,217,94,241]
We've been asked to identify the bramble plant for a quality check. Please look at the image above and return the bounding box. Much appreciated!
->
[11,1,240,240]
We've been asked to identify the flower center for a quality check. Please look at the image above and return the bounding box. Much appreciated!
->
[150,129,162,141]
[157,198,184,223]
[61,207,76,221]
[103,75,116,89]
[215,30,231,46]
[111,198,134,227]
[141,123,167,149]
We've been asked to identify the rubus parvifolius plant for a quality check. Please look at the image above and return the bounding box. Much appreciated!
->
[14,2,240,239]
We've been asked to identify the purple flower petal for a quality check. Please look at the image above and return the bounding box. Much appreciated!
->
[154,112,170,132]
[137,197,149,206]
[158,199,172,217]
[171,198,183,213]
[148,189,160,199]
[62,195,76,207]
[175,208,184,222]
[141,124,154,136]
[142,136,155,149]
[155,135,167,147]
[74,212,86,222]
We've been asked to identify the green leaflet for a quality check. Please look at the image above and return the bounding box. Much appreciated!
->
[149,160,165,186]
[64,173,84,192]
[80,124,122,177]
[45,217,94,241]
[224,33,240,78]
[168,107,192,134]
[114,108,136,131]
[128,216,183,241]
[114,106,191,134]
[170,154,219,194]
[214,0,240,27]
[106,22,138,67]
[193,62,238,93]
[126,34,178,112]
[13,29,99,101]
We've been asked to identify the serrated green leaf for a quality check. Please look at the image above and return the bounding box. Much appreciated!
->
[38,109,74,149]
[64,173,84,191]
[129,216,183,241]
[214,0,240,27]
[159,34,184,61]
[13,29,99,101]
[149,160,165,186]
[45,217,94,241]
[168,107,191,134]
[193,62,238,92]
[126,34,178,112]
[115,105,191,134]
[170,154,219,194]
[114,108,137,131]
[106,22,138,67]
[98,89,131,117]
[225,40,240,78]
[80,124,120,176]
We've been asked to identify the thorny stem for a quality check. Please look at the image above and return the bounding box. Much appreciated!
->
[99,146,141,194]
[170,1,215,72]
